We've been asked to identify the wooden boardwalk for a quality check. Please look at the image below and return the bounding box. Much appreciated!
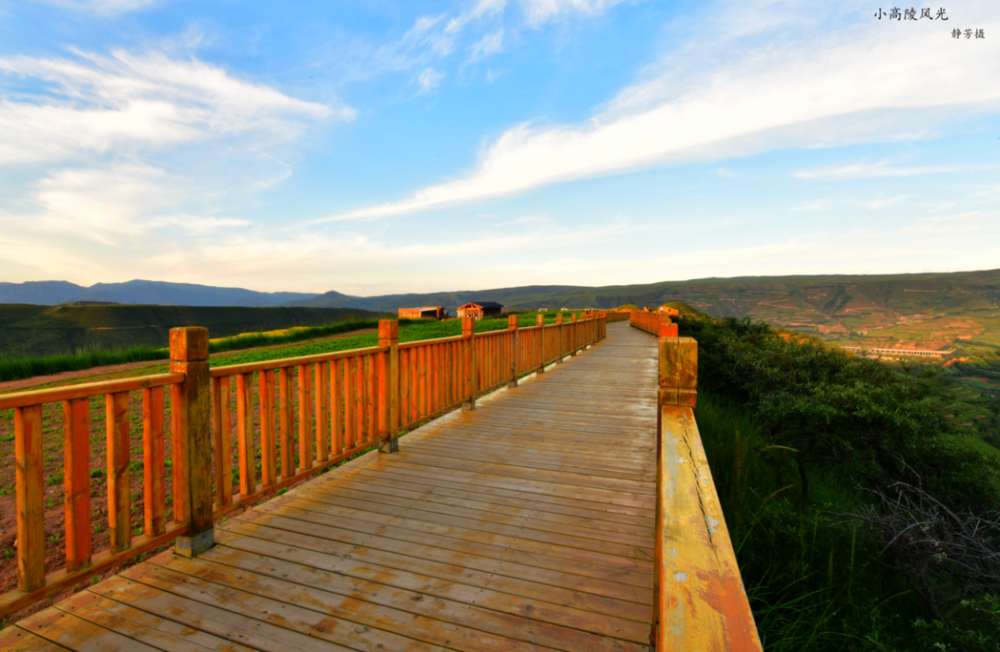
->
[1,322,659,652]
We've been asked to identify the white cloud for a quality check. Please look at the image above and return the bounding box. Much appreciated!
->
[495,215,546,226]
[417,67,445,93]
[868,195,912,210]
[793,160,991,180]
[0,49,347,165]
[791,201,828,212]
[36,0,156,15]
[319,2,1000,222]
[520,0,629,27]
[346,0,626,83]
[5,165,252,247]
[471,29,505,61]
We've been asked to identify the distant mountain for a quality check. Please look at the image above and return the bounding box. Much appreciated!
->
[283,285,585,312]
[0,280,319,307]
[5,270,1000,357]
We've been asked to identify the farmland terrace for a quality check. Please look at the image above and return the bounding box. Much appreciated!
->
[0,316,760,651]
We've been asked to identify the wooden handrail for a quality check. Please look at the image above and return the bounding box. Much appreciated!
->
[0,311,609,620]
[630,310,678,337]
[0,373,183,410]
[647,328,762,650]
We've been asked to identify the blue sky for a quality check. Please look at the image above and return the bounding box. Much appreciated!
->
[0,0,998,295]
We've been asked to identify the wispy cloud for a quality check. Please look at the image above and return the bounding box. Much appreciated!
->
[868,195,912,210]
[417,67,445,93]
[333,0,629,86]
[0,49,347,165]
[1,210,640,292]
[35,0,156,16]
[318,2,1000,222]
[791,201,828,212]
[793,160,991,180]
[494,215,546,226]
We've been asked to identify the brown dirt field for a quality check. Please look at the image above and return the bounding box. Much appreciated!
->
[964,377,1000,388]
[0,327,376,627]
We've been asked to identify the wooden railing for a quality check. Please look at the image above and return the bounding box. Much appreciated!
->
[641,321,762,650]
[606,310,631,323]
[0,312,607,619]
[630,310,678,336]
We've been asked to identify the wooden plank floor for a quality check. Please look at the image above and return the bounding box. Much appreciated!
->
[1,322,658,652]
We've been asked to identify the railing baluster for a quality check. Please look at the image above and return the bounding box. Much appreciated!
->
[298,364,313,470]
[142,387,166,536]
[15,405,45,592]
[63,397,91,571]
[260,369,276,486]
[279,367,293,479]
[377,350,387,439]
[367,354,376,443]
[106,391,131,553]
[315,362,329,462]
[214,377,234,506]
[237,372,255,496]
[364,356,371,445]
[344,357,355,450]
[331,359,342,456]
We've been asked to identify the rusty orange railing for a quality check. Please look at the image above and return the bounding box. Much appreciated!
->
[635,322,762,650]
[630,310,678,336]
[606,310,631,323]
[0,312,608,619]
[0,371,189,617]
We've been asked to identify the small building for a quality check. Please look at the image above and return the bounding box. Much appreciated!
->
[658,306,680,317]
[398,306,448,320]
[456,301,505,320]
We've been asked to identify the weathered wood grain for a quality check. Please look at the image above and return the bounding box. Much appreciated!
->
[7,321,758,652]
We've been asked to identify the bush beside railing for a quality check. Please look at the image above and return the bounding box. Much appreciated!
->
[0,311,608,619]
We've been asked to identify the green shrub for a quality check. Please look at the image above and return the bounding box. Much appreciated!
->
[681,315,1000,649]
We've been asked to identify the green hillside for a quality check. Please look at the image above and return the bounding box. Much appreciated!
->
[0,304,386,358]
[288,269,1000,356]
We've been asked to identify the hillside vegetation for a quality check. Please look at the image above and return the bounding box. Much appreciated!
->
[0,304,387,358]
[287,269,1000,357]
[679,313,1000,650]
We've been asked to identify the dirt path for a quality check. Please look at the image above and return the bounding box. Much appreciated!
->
[0,328,377,394]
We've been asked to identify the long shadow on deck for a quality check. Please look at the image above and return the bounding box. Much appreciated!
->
[2,322,658,652]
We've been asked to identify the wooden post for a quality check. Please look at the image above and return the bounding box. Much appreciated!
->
[537,314,545,374]
[379,320,400,453]
[508,314,518,389]
[462,318,476,410]
[570,313,578,356]
[555,313,564,364]
[659,320,678,338]
[656,334,698,440]
[170,327,214,557]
